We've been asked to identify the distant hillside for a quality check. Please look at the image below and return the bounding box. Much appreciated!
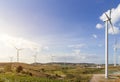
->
[31,62,98,67]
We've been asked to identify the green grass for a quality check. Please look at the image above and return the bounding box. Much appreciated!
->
[0,73,65,82]
[0,69,93,82]
[0,63,107,82]
[0,73,92,82]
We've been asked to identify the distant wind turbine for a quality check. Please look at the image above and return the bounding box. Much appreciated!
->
[32,48,38,64]
[14,46,23,62]
[51,55,55,63]
[33,55,37,64]
[9,57,13,63]
[114,38,118,67]
[10,43,23,62]
[104,9,114,78]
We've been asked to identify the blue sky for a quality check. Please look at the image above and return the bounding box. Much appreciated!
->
[0,0,120,64]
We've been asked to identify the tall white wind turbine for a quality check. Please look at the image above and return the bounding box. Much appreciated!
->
[104,10,114,78]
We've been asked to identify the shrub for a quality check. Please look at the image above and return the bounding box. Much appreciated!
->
[41,68,45,72]
[25,71,33,76]
[16,66,23,73]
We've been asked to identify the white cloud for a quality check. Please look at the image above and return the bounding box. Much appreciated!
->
[54,53,99,63]
[72,52,99,63]
[98,4,120,35]
[0,34,42,51]
[43,46,49,51]
[92,34,97,39]
[108,26,120,35]
[68,43,86,49]
[96,23,104,29]
[73,49,81,55]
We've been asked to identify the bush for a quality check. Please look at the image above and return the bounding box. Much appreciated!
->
[16,66,23,73]
[41,68,45,72]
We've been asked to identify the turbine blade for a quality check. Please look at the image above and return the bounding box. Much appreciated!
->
[105,13,114,32]
[109,20,114,32]
[10,43,17,49]
[110,9,111,18]
[105,13,110,20]
[14,46,17,50]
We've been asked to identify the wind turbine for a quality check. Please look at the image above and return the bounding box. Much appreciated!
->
[32,48,38,64]
[113,38,117,67]
[9,57,13,63]
[104,10,114,78]
[14,46,23,62]
[10,43,23,63]
[33,55,37,64]
[51,54,55,63]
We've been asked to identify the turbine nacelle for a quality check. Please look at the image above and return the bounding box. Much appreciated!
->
[104,10,114,33]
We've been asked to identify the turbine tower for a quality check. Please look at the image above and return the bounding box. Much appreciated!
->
[33,55,37,64]
[14,47,22,62]
[104,10,114,78]
[51,55,55,63]
[114,38,117,67]
[33,48,38,64]
[9,57,13,63]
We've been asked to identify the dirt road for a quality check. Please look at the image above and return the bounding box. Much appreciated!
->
[90,74,104,82]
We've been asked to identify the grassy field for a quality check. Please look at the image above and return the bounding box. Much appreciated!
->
[0,63,119,82]
[0,63,94,82]
[0,73,92,82]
